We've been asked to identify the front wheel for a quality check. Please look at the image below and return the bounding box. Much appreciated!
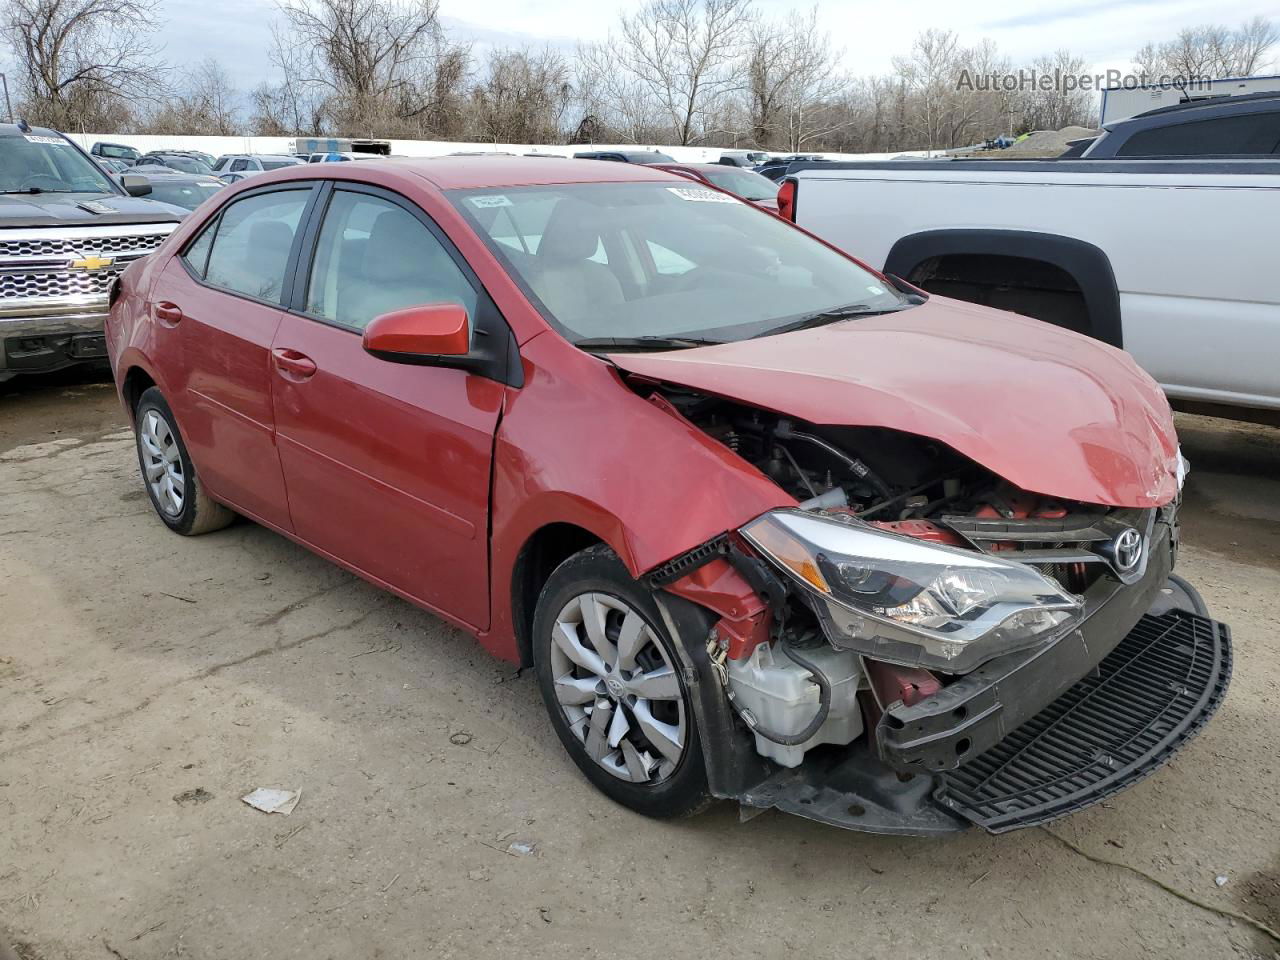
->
[532,545,711,819]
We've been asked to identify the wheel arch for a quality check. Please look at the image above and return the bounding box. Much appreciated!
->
[883,229,1123,348]
[509,521,608,668]
[120,362,158,420]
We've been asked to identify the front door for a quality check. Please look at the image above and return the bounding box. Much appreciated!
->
[270,185,504,629]
[149,184,316,530]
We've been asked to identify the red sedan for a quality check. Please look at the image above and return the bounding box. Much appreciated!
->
[654,161,781,211]
[107,157,1228,835]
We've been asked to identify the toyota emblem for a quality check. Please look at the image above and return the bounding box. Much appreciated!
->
[1112,528,1143,573]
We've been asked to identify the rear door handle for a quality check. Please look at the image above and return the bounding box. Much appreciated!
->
[154,301,183,324]
[272,347,317,380]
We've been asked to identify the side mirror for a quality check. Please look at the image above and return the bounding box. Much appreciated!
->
[121,174,152,197]
[363,303,470,363]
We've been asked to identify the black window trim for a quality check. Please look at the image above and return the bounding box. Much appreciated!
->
[176,180,324,312]
[285,179,523,387]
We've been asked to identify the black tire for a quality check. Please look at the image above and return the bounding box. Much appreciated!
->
[532,544,711,819]
[133,386,234,536]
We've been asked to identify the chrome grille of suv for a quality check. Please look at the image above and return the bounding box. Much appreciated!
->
[0,224,176,310]
[0,268,116,300]
[0,231,168,260]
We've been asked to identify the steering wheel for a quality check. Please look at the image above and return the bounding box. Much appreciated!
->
[19,174,66,191]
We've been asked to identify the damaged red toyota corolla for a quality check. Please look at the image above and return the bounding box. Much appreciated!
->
[106,157,1230,835]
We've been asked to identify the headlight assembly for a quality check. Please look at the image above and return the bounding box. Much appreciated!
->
[741,510,1083,672]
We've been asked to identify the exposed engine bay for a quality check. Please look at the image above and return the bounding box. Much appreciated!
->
[657,384,1126,595]
[646,382,1176,782]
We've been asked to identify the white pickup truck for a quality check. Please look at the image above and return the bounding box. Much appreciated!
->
[783,158,1280,421]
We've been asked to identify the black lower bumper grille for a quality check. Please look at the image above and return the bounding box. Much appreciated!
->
[937,611,1231,833]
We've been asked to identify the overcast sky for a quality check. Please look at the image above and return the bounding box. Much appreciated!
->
[143,0,1280,94]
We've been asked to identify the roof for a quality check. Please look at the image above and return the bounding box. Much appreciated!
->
[392,155,678,189]
[131,171,222,182]
[0,123,62,138]
[1119,90,1280,125]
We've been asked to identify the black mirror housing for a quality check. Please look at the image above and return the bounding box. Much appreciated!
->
[121,174,152,198]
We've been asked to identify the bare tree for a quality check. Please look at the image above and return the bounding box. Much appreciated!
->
[467,46,570,143]
[1,0,166,130]
[270,0,471,137]
[1019,49,1093,132]
[892,29,964,153]
[1134,17,1279,80]
[572,40,664,143]
[614,0,754,145]
[745,7,847,150]
[144,58,241,134]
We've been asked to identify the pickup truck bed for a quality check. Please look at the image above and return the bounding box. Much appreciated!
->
[789,158,1280,418]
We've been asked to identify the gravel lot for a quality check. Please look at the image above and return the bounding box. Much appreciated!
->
[1,368,1277,960]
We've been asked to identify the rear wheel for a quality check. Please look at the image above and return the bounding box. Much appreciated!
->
[532,545,711,818]
[134,387,233,536]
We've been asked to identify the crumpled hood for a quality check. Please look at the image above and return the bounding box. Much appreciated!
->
[610,296,1180,508]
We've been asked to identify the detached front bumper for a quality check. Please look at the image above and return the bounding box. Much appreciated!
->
[737,528,1232,834]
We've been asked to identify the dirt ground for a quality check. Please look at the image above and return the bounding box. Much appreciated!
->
[1,368,1277,960]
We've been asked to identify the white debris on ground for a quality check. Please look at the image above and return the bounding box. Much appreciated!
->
[241,788,301,815]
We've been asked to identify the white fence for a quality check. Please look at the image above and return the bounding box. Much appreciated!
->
[64,132,926,163]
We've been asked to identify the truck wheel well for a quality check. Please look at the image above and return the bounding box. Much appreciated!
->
[884,229,1122,347]
[121,366,156,419]
[907,253,1090,338]
[511,523,603,667]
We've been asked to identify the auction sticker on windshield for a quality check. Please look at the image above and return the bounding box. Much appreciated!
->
[23,135,65,145]
[667,187,737,203]
[469,195,513,208]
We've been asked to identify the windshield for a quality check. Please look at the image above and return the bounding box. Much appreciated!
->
[698,167,779,201]
[146,179,224,210]
[162,156,213,175]
[0,134,119,194]
[452,181,907,344]
[99,143,139,161]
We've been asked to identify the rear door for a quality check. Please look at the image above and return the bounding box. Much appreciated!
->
[149,182,318,529]
[269,183,505,629]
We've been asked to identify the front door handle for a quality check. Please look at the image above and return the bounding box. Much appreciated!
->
[272,347,317,381]
[154,301,183,325]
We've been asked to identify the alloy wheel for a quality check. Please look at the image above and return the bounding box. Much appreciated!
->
[139,409,185,517]
[549,592,688,784]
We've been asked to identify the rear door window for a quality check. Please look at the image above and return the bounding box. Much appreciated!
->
[202,189,310,304]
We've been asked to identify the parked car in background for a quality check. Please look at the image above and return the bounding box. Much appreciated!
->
[95,157,131,175]
[781,155,1280,421]
[107,157,1226,839]
[654,162,780,211]
[212,154,306,175]
[90,141,141,166]
[305,152,378,163]
[573,149,675,164]
[125,171,225,211]
[755,155,830,181]
[215,171,253,184]
[718,150,770,167]
[1065,91,1280,158]
[291,136,391,158]
[0,123,184,380]
[136,153,215,175]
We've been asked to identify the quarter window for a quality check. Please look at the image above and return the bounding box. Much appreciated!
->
[182,219,217,277]
[202,190,309,304]
[304,190,477,332]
